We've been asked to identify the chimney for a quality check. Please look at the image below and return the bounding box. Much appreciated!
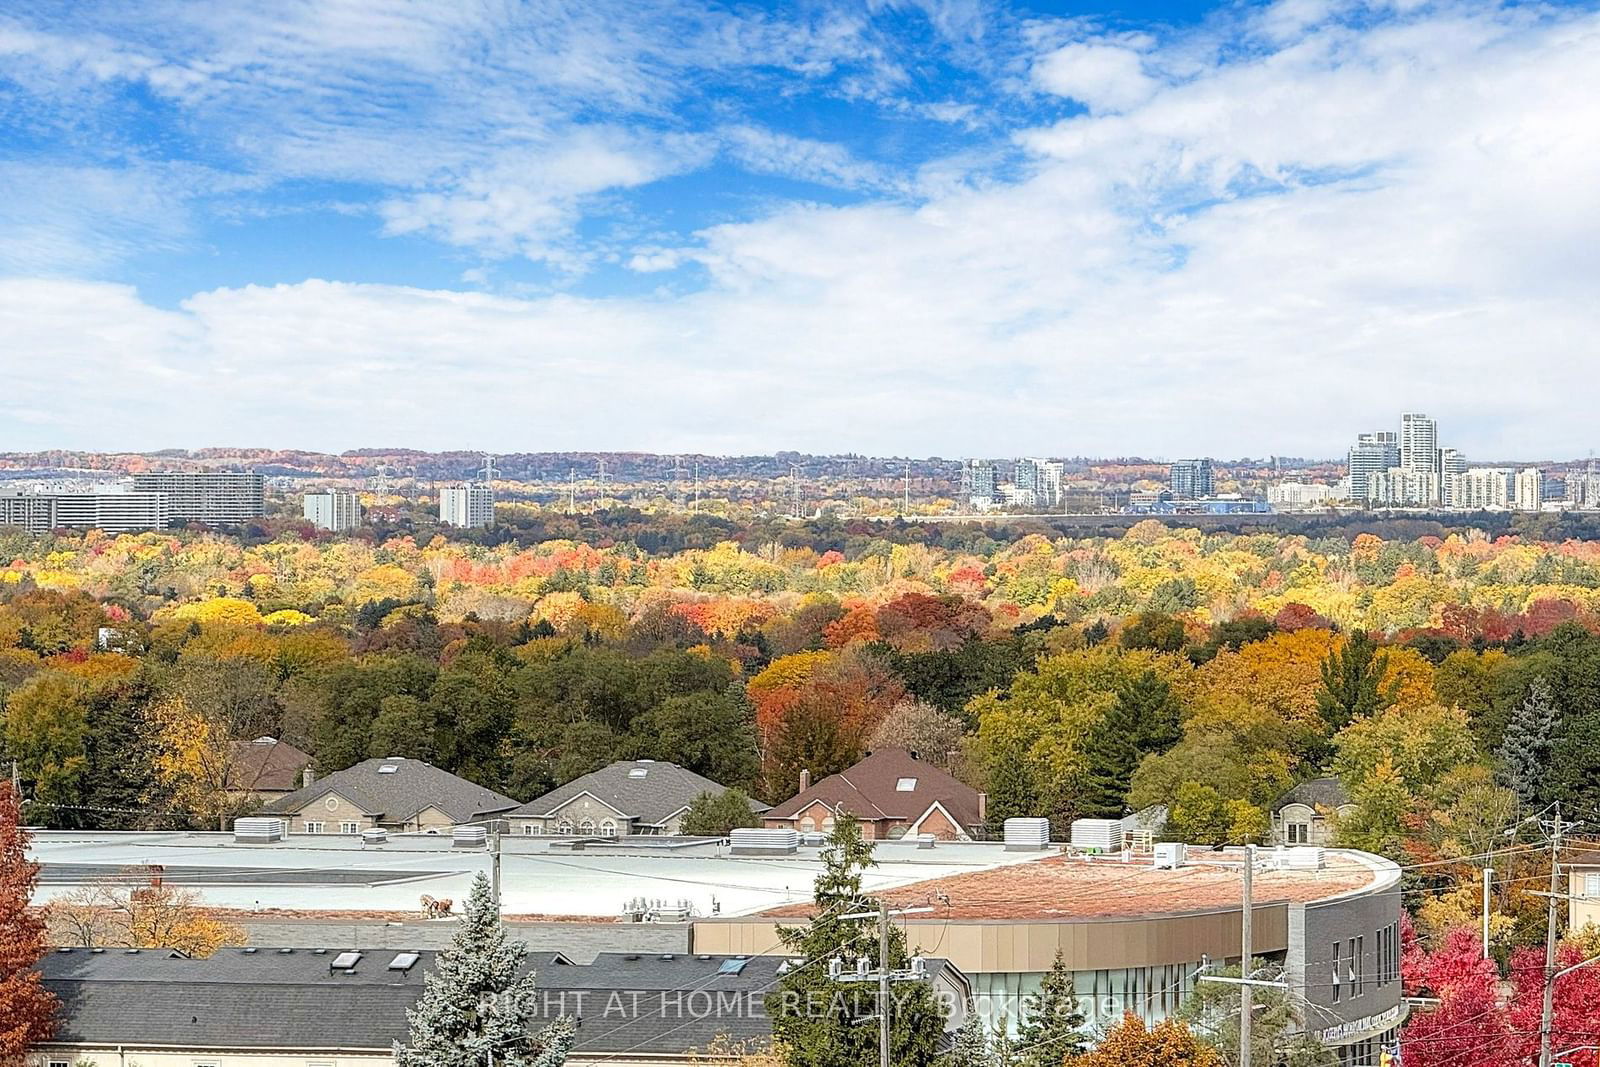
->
[977,792,988,823]
[799,769,812,793]
[303,766,317,788]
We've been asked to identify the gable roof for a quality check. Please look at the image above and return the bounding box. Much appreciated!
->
[765,748,982,830]
[262,758,519,824]
[227,737,312,792]
[1272,777,1352,814]
[509,760,767,826]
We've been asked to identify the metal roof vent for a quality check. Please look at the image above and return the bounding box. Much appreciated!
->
[90,947,104,954]
[56,947,72,954]
[313,948,328,955]
[125,949,139,954]
[241,947,258,954]
[660,954,675,961]
[278,948,294,954]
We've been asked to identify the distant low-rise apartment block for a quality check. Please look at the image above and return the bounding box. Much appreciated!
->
[1168,457,1214,499]
[438,483,495,527]
[131,470,265,526]
[0,490,169,534]
[1267,481,1334,510]
[303,488,361,531]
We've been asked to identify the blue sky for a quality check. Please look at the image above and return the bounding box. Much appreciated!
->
[2,0,1598,458]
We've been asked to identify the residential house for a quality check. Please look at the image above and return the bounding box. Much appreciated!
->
[29,944,973,1067]
[507,759,766,836]
[225,737,312,804]
[763,747,984,841]
[1570,863,1600,932]
[261,757,519,835]
[1270,778,1356,847]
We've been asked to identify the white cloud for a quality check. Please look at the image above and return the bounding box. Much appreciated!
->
[1,2,1597,458]
[1032,41,1157,113]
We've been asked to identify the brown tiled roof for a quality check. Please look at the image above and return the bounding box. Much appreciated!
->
[762,850,1383,920]
[227,738,312,792]
[765,748,982,830]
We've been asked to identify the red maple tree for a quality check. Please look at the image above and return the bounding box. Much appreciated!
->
[1400,926,1512,1067]
[0,780,56,1063]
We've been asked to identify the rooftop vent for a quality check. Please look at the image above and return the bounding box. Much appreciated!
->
[624,954,642,961]
[389,952,420,972]
[241,947,258,954]
[330,951,362,970]
[278,948,294,954]
[729,827,799,856]
[91,948,104,954]
[313,949,328,955]
[696,955,712,961]
[1003,817,1051,852]
[1069,818,1122,853]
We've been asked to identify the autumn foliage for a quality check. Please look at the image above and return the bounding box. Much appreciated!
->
[0,781,56,1063]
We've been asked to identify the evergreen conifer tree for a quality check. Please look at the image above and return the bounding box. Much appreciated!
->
[767,815,945,1067]
[1497,675,1558,806]
[397,874,574,1067]
[1013,951,1086,1067]
[942,1008,992,1067]
[1316,630,1395,736]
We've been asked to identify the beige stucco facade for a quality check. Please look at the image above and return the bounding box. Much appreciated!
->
[511,793,634,836]
[1271,801,1354,847]
[278,792,457,835]
[1570,866,1600,931]
[766,799,970,841]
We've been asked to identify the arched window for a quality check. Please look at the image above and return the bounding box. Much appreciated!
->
[821,815,836,832]
[599,820,618,837]
[556,820,574,835]
[578,819,596,836]
[799,817,815,833]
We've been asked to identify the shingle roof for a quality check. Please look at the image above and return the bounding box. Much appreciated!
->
[509,760,767,826]
[764,748,982,830]
[40,947,935,1055]
[1271,777,1352,813]
[262,758,520,824]
[227,738,312,793]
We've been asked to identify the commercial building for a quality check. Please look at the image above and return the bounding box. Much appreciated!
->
[694,846,1405,1061]
[0,490,169,534]
[132,470,265,526]
[28,946,973,1067]
[508,759,767,837]
[1169,458,1215,500]
[302,488,362,531]
[261,757,520,834]
[439,483,495,528]
[1347,432,1400,502]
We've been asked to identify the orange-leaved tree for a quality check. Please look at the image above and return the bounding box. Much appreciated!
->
[1073,1012,1221,1067]
[0,780,57,1063]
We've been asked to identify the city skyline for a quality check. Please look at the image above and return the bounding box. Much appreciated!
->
[3,1,1598,456]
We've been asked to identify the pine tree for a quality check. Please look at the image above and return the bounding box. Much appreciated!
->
[1316,630,1395,735]
[0,781,57,1061]
[1497,676,1557,806]
[983,740,1039,836]
[767,815,946,1067]
[1014,951,1086,1067]
[941,1008,992,1067]
[397,874,574,1067]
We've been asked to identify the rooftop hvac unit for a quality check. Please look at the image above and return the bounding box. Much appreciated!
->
[916,833,936,850]
[233,817,285,844]
[452,826,489,849]
[1286,846,1326,870]
[1003,817,1051,851]
[800,832,826,847]
[361,828,388,845]
[1069,818,1123,853]
[1152,842,1187,870]
[730,827,799,856]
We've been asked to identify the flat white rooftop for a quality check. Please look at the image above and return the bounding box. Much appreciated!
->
[27,831,1048,919]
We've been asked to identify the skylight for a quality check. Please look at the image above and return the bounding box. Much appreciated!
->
[331,951,362,969]
[628,768,648,778]
[379,765,398,774]
[717,958,749,975]
[896,777,918,791]
[389,952,420,971]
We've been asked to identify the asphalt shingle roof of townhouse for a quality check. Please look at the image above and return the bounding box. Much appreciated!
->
[509,760,768,826]
[262,758,521,824]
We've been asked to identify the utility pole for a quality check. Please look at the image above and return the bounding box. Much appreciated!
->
[903,462,911,516]
[490,824,502,921]
[1538,805,1566,1067]
[1240,843,1255,1067]
[879,898,891,1067]
[1483,866,1495,959]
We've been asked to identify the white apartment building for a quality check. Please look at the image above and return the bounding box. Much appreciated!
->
[0,491,169,534]
[303,489,362,531]
[1347,432,1399,501]
[1399,413,1440,502]
[1514,468,1544,512]
[1267,482,1335,510]
[1368,466,1438,507]
[1569,469,1600,510]
[439,484,495,528]
[131,470,265,525]
[1450,468,1515,510]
